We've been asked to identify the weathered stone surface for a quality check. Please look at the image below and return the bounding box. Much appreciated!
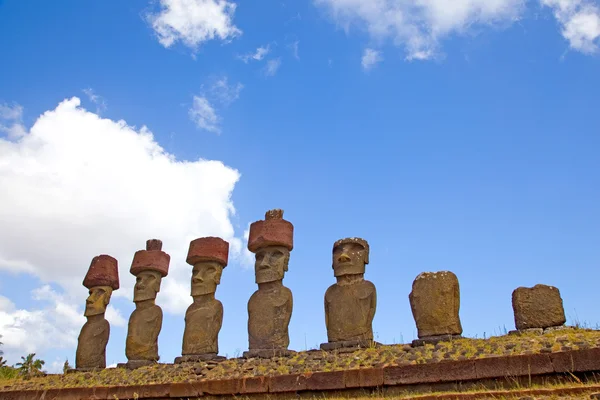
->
[411,334,461,347]
[320,339,379,351]
[174,354,226,363]
[187,236,229,266]
[125,240,169,366]
[512,284,566,330]
[323,237,376,349]
[247,210,294,353]
[409,271,462,338]
[248,209,294,252]
[82,255,119,290]
[75,313,110,369]
[76,254,119,370]
[243,349,295,359]
[130,240,170,277]
[181,237,228,359]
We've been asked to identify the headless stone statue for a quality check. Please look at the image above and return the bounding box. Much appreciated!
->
[176,237,229,363]
[244,209,295,358]
[121,239,170,369]
[74,255,119,371]
[321,238,377,351]
[409,271,462,347]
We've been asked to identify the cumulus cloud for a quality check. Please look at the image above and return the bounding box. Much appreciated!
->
[147,0,241,50]
[314,0,525,60]
[541,0,600,53]
[0,288,82,362]
[0,97,245,318]
[239,45,271,63]
[0,103,27,139]
[361,48,383,70]
[189,96,220,132]
[264,58,282,76]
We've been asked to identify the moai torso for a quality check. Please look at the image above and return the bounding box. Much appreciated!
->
[182,299,223,355]
[76,317,109,369]
[248,285,293,350]
[126,304,162,361]
[325,280,376,342]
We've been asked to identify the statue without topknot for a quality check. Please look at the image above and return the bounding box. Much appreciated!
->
[120,239,170,369]
[175,237,229,363]
[74,255,119,371]
[244,209,295,358]
[321,237,378,350]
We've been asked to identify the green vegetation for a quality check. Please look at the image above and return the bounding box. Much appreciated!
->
[15,353,46,378]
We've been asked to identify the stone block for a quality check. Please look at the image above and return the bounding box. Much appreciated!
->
[512,284,566,330]
[409,271,462,338]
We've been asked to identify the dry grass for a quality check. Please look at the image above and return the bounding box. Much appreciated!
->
[2,327,599,393]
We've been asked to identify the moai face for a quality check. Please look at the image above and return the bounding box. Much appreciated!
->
[84,286,113,317]
[133,270,162,302]
[191,261,224,296]
[332,240,368,277]
[255,245,290,284]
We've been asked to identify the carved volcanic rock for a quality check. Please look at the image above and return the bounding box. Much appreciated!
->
[512,284,566,330]
[409,271,462,338]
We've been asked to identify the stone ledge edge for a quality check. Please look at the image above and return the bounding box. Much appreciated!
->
[2,347,599,399]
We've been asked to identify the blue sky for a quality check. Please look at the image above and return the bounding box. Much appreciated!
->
[0,0,599,372]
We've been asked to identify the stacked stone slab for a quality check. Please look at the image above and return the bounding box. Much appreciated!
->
[122,239,170,369]
[244,209,295,358]
[409,271,462,346]
[321,237,378,351]
[512,284,566,331]
[176,237,229,363]
[75,255,119,371]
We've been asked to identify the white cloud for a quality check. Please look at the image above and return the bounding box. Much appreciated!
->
[210,77,244,106]
[147,0,241,50]
[0,97,245,319]
[239,45,271,62]
[82,88,107,114]
[189,95,220,132]
[314,0,525,60]
[541,0,600,53]
[264,58,282,76]
[0,286,84,363]
[0,103,27,139]
[290,40,300,59]
[361,48,383,70]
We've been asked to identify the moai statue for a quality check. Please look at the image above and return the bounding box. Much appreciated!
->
[244,209,294,358]
[175,237,229,363]
[512,284,566,332]
[74,255,119,371]
[321,237,377,351]
[409,271,463,346]
[122,239,170,369]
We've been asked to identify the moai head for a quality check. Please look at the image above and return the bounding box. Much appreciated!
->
[186,237,229,296]
[248,209,294,284]
[82,255,119,316]
[130,239,170,303]
[332,237,369,277]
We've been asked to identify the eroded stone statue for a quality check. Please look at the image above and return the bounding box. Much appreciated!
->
[123,239,170,369]
[409,271,463,346]
[321,238,377,351]
[512,284,566,331]
[75,255,119,371]
[175,237,229,363]
[244,209,294,358]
